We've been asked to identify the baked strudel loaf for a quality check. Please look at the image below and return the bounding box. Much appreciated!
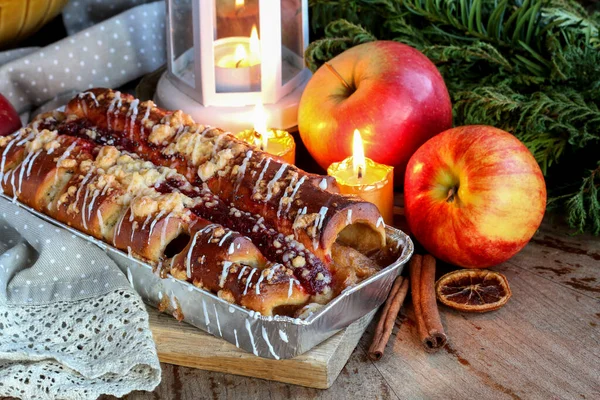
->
[0,88,389,316]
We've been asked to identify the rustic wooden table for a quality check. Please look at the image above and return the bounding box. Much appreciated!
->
[116,194,599,400]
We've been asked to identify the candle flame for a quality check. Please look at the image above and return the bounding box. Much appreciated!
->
[235,0,244,8]
[352,129,366,179]
[234,44,247,67]
[249,25,260,60]
[253,100,269,151]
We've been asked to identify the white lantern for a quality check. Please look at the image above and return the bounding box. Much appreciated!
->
[155,0,311,132]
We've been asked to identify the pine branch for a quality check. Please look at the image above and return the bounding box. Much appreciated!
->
[563,165,600,234]
[305,20,376,71]
[452,86,600,173]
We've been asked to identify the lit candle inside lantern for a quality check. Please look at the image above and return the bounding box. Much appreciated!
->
[236,100,296,164]
[214,25,261,92]
[327,129,394,224]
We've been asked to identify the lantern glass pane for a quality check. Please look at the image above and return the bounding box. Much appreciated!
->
[214,0,261,93]
[280,0,303,85]
[170,0,195,88]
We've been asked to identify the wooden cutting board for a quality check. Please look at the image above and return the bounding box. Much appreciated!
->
[147,306,376,389]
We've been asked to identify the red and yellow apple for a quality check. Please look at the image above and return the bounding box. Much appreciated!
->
[298,41,452,185]
[404,125,546,268]
[0,93,20,137]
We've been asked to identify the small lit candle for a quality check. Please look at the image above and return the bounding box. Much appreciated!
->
[236,100,296,164]
[214,25,261,92]
[327,129,394,224]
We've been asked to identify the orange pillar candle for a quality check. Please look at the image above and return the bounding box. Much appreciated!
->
[236,101,296,164]
[327,129,394,225]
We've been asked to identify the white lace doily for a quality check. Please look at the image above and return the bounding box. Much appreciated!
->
[0,289,161,400]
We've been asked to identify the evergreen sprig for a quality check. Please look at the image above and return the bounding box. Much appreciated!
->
[308,0,600,234]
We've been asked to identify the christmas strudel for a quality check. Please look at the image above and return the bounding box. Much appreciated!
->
[0,88,390,317]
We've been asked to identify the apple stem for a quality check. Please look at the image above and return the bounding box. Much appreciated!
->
[325,62,353,92]
[446,186,458,203]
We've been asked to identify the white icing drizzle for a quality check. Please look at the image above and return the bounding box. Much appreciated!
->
[243,268,257,295]
[311,206,329,250]
[218,230,233,246]
[237,266,248,280]
[87,189,100,222]
[234,150,253,195]
[255,272,265,295]
[319,178,328,190]
[211,133,226,157]
[317,206,329,231]
[285,176,306,215]
[160,212,174,249]
[252,158,271,195]
[9,169,17,202]
[376,216,385,228]
[80,185,92,230]
[234,329,239,348]
[127,99,140,139]
[16,151,35,196]
[26,150,42,177]
[185,224,217,278]
[277,174,297,218]
[106,91,121,129]
[54,141,78,182]
[78,91,100,107]
[288,277,294,298]
[186,229,202,279]
[346,209,353,225]
[126,266,134,288]
[140,103,152,129]
[0,133,24,193]
[113,207,129,246]
[142,213,153,230]
[96,209,104,232]
[202,299,211,326]
[75,169,94,205]
[262,326,280,360]
[266,264,279,281]
[228,242,235,255]
[148,210,166,239]
[245,319,258,356]
[264,164,287,201]
[158,291,163,300]
[278,329,289,343]
[16,132,35,147]
[219,261,232,288]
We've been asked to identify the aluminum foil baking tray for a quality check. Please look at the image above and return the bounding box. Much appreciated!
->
[3,194,413,359]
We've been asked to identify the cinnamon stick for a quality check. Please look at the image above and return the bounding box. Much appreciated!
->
[368,275,410,360]
[410,254,447,352]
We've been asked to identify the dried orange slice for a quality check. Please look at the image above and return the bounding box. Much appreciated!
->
[435,269,511,313]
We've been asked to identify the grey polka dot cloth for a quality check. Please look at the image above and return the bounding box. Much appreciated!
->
[0,1,167,398]
[0,0,165,115]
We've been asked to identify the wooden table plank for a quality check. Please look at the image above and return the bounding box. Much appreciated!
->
[121,349,398,400]
[358,255,600,399]
[146,307,376,389]
[512,217,600,299]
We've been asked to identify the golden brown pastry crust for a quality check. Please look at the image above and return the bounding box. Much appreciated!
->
[62,89,386,292]
[0,123,308,316]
